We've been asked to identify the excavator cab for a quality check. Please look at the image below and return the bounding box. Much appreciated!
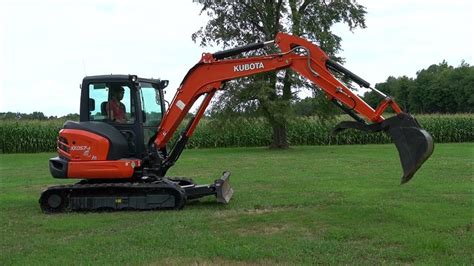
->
[79,75,167,159]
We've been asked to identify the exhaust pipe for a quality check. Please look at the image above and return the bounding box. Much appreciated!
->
[334,113,434,184]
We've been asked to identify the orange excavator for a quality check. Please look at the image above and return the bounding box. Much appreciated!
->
[39,33,434,212]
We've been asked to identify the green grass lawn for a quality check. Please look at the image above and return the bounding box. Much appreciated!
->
[0,143,472,265]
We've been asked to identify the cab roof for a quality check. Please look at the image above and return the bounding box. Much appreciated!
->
[82,75,162,84]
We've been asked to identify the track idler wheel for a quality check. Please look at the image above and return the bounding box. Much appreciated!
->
[39,189,69,213]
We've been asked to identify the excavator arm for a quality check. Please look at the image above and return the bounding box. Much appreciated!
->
[152,32,433,184]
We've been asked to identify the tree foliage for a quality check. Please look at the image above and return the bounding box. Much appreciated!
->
[363,61,474,113]
[192,0,366,148]
[292,92,339,119]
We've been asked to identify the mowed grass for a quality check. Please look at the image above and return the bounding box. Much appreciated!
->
[0,143,472,265]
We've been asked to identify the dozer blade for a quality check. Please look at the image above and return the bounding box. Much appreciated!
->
[215,171,234,204]
[180,171,234,204]
[334,113,434,184]
[382,113,434,184]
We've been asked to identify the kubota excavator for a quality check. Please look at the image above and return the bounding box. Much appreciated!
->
[39,32,434,212]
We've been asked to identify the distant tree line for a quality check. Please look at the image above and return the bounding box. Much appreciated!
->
[362,61,473,114]
[0,112,79,121]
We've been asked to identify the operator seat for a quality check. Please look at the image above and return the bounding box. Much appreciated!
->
[100,102,108,116]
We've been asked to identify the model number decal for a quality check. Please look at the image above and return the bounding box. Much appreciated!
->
[70,145,90,151]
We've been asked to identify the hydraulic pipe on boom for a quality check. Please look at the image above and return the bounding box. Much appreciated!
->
[153,32,433,184]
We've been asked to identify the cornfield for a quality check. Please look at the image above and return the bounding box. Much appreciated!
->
[187,114,474,148]
[0,114,472,153]
[0,120,63,153]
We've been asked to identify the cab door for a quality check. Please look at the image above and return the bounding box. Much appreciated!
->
[86,81,144,158]
[138,81,165,152]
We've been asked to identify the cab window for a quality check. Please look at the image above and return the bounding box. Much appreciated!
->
[88,83,135,124]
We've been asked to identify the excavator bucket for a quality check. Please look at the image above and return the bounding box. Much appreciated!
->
[382,113,434,183]
[334,113,434,184]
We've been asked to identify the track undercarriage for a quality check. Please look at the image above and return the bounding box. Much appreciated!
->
[39,172,233,213]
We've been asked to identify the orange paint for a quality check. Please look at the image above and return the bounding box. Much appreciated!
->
[67,159,140,179]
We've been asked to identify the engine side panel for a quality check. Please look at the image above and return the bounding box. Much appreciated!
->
[52,124,140,180]
[62,121,130,160]
[59,129,109,161]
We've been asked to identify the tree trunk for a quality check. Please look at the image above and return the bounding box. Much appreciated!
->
[270,123,289,149]
[258,70,293,149]
[259,72,291,149]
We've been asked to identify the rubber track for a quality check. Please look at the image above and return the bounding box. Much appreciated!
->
[39,181,186,213]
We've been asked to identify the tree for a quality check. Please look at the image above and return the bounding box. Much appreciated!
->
[451,61,474,113]
[192,0,366,148]
[363,61,474,114]
[363,76,395,109]
[31,111,46,120]
[364,76,415,112]
[60,113,80,121]
[293,93,340,119]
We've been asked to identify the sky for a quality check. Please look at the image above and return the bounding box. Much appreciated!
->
[0,0,472,117]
